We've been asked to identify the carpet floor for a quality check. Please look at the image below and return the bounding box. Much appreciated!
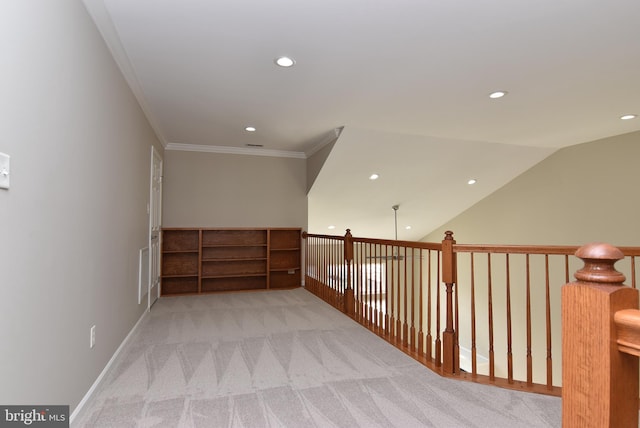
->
[72,288,561,427]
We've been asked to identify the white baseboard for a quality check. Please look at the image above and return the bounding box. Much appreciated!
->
[70,309,149,424]
[458,345,489,374]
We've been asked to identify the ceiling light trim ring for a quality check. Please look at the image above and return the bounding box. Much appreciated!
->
[275,56,295,67]
[489,91,507,99]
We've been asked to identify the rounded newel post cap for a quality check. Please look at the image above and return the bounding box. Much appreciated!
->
[302,231,307,239]
[345,229,352,237]
[574,242,626,284]
[444,231,454,240]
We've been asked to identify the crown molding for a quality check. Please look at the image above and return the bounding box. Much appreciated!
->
[165,143,307,159]
[305,127,344,158]
[83,0,169,148]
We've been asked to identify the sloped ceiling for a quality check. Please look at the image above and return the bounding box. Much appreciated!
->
[83,0,640,238]
[309,128,555,240]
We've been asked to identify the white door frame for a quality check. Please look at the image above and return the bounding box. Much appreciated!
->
[148,146,163,310]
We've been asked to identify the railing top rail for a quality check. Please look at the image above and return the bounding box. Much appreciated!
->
[353,236,442,250]
[614,308,640,357]
[453,244,580,255]
[617,247,640,256]
[303,233,345,241]
[303,232,442,250]
[454,243,640,256]
[304,232,640,257]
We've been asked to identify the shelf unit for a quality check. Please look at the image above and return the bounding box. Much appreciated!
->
[269,228,303,289]
[160,229,200,295]
[201,229,268,293]
[161,228,301,295]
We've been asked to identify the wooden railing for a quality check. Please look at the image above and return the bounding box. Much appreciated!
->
[303,230,640,417]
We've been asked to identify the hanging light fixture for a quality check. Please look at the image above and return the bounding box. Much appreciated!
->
[392,205,399,241]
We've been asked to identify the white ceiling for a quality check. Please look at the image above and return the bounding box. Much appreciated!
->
[84,0,640,239]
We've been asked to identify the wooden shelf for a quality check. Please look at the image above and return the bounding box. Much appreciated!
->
[161,227,301,295]
[268,229,301,289]
[270,267,301,272]
[202,273,266,279]
[202,244,268,248]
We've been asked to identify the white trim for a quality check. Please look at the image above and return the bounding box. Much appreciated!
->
[165,142,307,159]
[305,127,343,158]
[138,246,149,304]
[82,0,169,147]
[70,310,149,424]
[458,345,489,374]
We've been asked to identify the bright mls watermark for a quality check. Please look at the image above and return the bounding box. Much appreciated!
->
[0,406,68,427]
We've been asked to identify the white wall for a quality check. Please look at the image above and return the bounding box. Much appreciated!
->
[162,150,307,229]
[307,135,338,193]
[0,0,162,412]
[424,131,640,246]
[422,131,640,385]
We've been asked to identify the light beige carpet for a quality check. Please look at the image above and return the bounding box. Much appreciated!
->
[72,288,560,427]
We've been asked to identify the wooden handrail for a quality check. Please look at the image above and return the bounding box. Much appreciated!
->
[353,236,442,250]
[454,243,640,256]
[455,244,580,255]
[614,308,640,357]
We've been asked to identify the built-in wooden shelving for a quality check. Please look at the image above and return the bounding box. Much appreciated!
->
[161,228,301,295]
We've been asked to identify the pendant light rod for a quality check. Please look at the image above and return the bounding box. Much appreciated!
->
[392,205,399,241]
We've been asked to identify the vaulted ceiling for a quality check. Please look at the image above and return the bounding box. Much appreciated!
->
[84,0,640,239]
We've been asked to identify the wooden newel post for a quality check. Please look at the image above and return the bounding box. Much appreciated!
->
[344,229,355,317]
[442,231,457,374]
[562,243,639,428]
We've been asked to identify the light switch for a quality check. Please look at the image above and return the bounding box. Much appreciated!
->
[0,152,9,190]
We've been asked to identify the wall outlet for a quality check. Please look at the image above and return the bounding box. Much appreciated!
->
[0,152,10,190]
[90,325,96,348]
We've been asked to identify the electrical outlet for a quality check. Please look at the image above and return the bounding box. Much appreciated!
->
[90,325,96,349]
[0,152,10,190]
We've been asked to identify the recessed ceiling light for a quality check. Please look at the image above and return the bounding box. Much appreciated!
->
[369,173,379,180]
[245,126,256,132]
[275,56,295,67]
[328,225,336,230]
[621,114,637,120]
[468,179,477,185]
[489,91,507,99]
[405,226,412,230]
